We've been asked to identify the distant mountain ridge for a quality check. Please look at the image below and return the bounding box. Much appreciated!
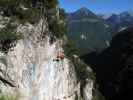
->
[67,7,101,21]
[66,7,111,55]
[66,8,133,55]
[105,10,133,35]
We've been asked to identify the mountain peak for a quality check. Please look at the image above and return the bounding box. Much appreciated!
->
[77,7,92,14]
[79,7,89,11]
[72,7,99,19]
[120,10,133,17]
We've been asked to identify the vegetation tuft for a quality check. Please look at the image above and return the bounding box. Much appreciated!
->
[0,94,19,100]
[0,19,22,53]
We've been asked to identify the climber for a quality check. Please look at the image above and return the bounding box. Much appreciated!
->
[57,51,65,60]
[53,51,65,62]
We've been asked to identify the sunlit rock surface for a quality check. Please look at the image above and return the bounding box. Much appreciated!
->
[0,19,94,100]
[83,80,94,100]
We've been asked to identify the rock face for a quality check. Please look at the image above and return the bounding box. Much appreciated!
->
[0,18,94,100]
[83,80,93,100]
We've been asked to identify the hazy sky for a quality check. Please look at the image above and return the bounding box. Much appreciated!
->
[59,0,133,14]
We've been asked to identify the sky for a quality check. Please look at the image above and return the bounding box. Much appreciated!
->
[59,0,133,14]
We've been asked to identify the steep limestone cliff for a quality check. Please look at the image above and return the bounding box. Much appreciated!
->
[0,18,94,100]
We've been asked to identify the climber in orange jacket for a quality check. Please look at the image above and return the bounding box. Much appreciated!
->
[57,51,65,60]
[53,51,65,61]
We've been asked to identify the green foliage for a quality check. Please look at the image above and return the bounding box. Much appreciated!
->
[63,40,80,58]
[46,6,67,38]
[0,0,67,38]
[43,0,58,9]
[48,19,64,38]
[0,0,20,16]
[0,0,40,24]
[0,0,19,8]
[0,94,18,100]
[0,23,21,41]
[59,8,66,20]
[0,20,22,53]
[14,8,41,24]
[41,0,67,38]
[48,17,67,38]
